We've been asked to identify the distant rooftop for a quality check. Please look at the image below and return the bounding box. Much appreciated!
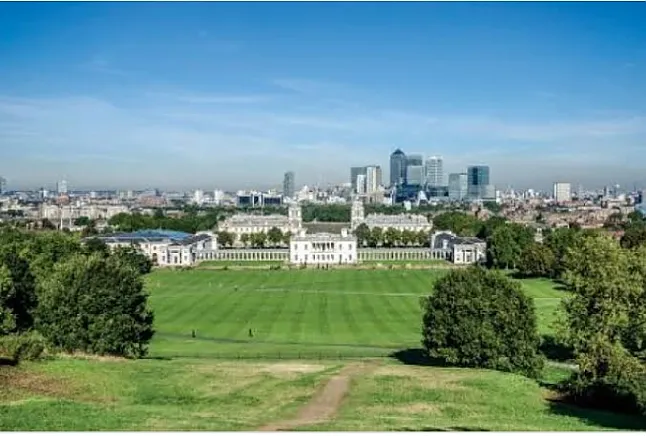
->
[91,229,193,243]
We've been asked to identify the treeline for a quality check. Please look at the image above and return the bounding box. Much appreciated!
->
[422,211,646,417]
[0,228,155,363]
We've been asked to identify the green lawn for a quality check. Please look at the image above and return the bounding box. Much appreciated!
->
[2,268,640,431]
[2,358,644,431]
[197,260,285,268]
[0,357,337,430]
[146,268,566,359]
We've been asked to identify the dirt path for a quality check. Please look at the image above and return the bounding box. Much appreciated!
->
[257,362,373,431]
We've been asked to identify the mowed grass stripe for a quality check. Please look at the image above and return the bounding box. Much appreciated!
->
[146,268,568,358]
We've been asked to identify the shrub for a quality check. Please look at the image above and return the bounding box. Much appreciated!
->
[421,267,544,378]
[0,332,45,363]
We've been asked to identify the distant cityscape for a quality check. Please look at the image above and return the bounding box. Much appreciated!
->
[1,148,645,231]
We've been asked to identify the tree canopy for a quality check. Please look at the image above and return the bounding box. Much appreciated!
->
[421,267,544,378]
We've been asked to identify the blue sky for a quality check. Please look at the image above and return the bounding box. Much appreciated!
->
[1,2,645,191]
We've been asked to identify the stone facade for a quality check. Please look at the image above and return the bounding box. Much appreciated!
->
[91,230,217,267]
[290,229,357,265]
[429,231,486,264]
[350,200,432,232]
[218,203,302,244]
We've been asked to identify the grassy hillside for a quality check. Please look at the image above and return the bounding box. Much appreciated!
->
[2,358,644,431]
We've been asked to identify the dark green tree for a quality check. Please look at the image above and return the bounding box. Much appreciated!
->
[267,227,284,247]
[517,242,556,278]
[36,254,155,358]
[421,267,543,378]
[0,249,37,334]
[353,223,370,247]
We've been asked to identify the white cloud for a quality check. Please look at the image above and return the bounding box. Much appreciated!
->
[1,88,645,190]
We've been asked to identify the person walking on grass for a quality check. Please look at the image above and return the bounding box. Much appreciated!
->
[248,328,254,338]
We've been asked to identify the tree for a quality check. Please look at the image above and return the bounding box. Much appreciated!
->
[559,235,646,414]
[83,238,110,257]
[216,231,235,248]
[604,211,625,231]
[112,245,153,275]
[74,216,91,227]
[621,222,646,249]
[267,227,284,247]
[432,212,482,237]
[382,228,401,248]
[544,227,586,278]
[400,229,416,247]
[36,254,154,358]
[486,225,518,269]
[415,230,430,247]
[80,220,98,237]
[367,227,383,248]
[240,233,250,248]
[353,223,370,247]
[282,231,292,245]
[0,249,37,334]
[517,242,556,278]
[250,232,267,248]
[421,267,543,378]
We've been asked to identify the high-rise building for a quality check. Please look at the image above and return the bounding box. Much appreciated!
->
[467,166,490,199]
[406,153,423,167]
[57,179,68,195]
[356,174,367,195]
[0,176,5,194]
[283,171,295,198]
[350,166,368,192]
[365,165,382,194]
[425,156,443,187]
[448,173,468,200]
[406,165,425,186]
[553,182,572,203]
[389,149,407,187]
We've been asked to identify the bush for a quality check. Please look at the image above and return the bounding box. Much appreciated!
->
[36,254,154,358]
[421,267,544,378]
[0,332,45,363]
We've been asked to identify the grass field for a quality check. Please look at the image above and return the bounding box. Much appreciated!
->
[2,268,642,431]
[146,268,565,359]
[2,358,644,431]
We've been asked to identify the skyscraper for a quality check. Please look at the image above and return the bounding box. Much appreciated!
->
[365,165,382,194]
[283,171,295,198]
[467,166,490,199]
[350,166,367,192]
[389,149,407,187]
[0,176,5,195]
[425,156,443,187]
[406,165,425,186]
[553,182,572,203]
[448,173,468,200]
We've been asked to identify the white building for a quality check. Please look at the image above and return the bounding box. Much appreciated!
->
[553,182,572,203]
[350,200,433,232]
[218,203,303,243]
[430,231,486,265]
[356,174,367,195]
[365,165,382,194]
[90,230,217,267]
[57,180,68,195]
[290,229,357,265]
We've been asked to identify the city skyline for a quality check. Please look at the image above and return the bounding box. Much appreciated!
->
[1,2,645,191]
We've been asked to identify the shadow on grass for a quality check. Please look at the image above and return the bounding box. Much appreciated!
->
[0,357,17,366]
[397,426,490,431]
[547,398,646,431]
[389,348,451,368]
[539,334,574,362]
[142,356,173,361]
